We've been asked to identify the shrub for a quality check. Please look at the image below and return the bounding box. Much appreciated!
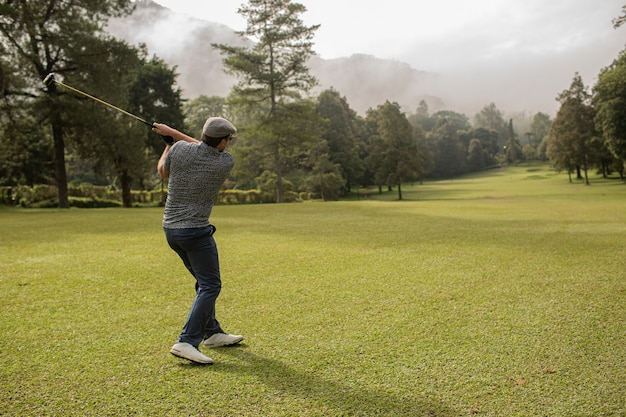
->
[69,197,122,208]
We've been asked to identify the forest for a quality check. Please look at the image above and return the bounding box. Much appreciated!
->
[1,1,625,207]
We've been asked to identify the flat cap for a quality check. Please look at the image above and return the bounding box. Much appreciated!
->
[202,117,237,138]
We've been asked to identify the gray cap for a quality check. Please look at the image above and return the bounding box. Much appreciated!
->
[202,117,237,138]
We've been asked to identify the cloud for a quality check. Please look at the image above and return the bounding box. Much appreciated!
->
[119,0,625,116]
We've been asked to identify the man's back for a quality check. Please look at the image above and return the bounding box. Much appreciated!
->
[163,141,234,229]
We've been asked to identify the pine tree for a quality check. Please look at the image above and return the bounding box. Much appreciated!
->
[213,0,320,202]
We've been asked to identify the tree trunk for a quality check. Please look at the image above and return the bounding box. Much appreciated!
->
[274,144,283,203]
[121,170,132,207]
[52,123,69,209]
[398,183,402,200]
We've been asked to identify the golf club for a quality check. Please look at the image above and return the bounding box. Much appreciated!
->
[43,73,174,144]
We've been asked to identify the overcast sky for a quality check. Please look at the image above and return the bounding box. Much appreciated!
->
[151,0,625,114]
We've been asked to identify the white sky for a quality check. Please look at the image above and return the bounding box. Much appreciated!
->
[152,0,624,69]
[150,0,625,113]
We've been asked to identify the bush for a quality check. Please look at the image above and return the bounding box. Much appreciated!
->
[0,184,280,207]
[11,185,58,208]
[299,192,320,201]
[0,187,14,205]
[69,197,122,208]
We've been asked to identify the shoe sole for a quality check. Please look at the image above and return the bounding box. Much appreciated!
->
[203,336,244,348]
[169,348,213,364]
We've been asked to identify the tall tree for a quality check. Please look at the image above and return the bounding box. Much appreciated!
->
[593,49,626,171]
[315,88,363,194]
[0,60,54,186]
[547,73,596,184]
[473,103,508,149]
[528,112,552,160]
[365,101,423,200]
[0,0,133,207]
[44,38,183,208]
[427,116,467,178]
[528,112,552,149]
[408,100,436,132]
[303,140,346,200]
[467,138,486,172]
[505,119,523,163]
[213,0,320,203]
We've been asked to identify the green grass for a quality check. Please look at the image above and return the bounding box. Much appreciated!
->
[1,164,625,416]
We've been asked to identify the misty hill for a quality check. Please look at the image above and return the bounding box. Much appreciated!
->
[106,0,445,115]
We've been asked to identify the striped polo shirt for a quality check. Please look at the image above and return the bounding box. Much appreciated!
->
[162,141,234,229]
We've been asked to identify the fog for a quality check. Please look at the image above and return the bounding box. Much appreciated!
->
[108,0,626,117]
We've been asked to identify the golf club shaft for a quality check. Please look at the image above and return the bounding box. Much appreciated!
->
[43,73,174,144]
[52,79,153,128]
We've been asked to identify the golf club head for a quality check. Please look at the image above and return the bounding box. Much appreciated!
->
[43,73,56,86]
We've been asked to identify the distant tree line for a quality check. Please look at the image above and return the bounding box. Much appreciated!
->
[1,0,624,208]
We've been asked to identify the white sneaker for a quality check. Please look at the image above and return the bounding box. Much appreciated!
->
[203,333,244,348]
[170,342,213,364]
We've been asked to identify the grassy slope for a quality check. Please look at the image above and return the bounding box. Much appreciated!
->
[1,164,624,416]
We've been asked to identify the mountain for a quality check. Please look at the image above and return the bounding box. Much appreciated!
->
[106,0,445,115]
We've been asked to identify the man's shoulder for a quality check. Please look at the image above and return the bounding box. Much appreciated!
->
[169,140,199,156]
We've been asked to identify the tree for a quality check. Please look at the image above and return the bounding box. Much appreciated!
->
[521,144,537,161]
[467,138,486,172]
[303,140,346,200]
[593,49,626,171]
[528,112,552,148]
[315,88,363,194]
[528,112,552,159]
[547,73,596,184]
[505,119,523,163]
[0,109,54,186]
[119,54,184,206]
[213,0,320,203]
[473,103,507,149]
[50,38,184,208]
[0,0,133,207]
[433,110,471,133]
[408,100,436,132]
[425,111,470,178]
[613,4,626,28]
[365,101,423,200]
[460,127,500,157]
[183,95,228,134]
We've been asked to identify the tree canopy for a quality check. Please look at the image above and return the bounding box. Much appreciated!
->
[0,0,135,207]
[1,1,624,206]
[594,49,626,166]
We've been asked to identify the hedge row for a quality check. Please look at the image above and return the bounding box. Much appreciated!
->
[0,185,164,208]
[0,185,320,208]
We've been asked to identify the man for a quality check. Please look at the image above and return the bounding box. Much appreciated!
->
[153,117,243,365]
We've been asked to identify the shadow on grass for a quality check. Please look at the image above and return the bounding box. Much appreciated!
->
[211,345,456,417]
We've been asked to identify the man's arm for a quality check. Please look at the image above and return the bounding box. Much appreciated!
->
[152,123,200,143]
[157,145,171,179]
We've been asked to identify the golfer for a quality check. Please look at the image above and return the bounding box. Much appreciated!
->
[154,117,243,365]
